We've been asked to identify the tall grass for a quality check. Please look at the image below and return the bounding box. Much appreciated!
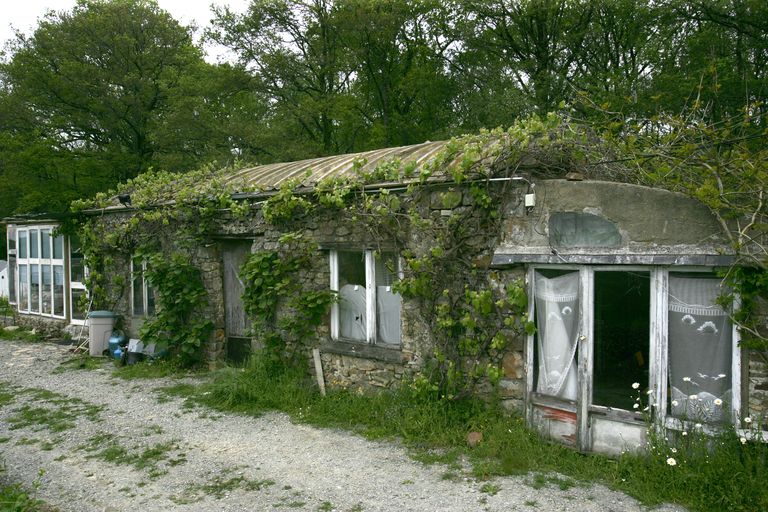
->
[196,352,768,512]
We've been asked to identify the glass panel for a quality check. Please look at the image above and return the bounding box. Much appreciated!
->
[53,265,64,316]
[338,251,367,341]
[8,255,16,303]
[70,234,84,283]
[19,265,28,311]
[30,265,40,312]
[30,230,39,258]
[146,281,155,316]
[534,270,579,400]
[71,288,87,321]
[7,226,15,251]
[41,265,52,314]
[592,271,650,410]
[376,252,401,345]
[53,235,64,260]
[668,274,732,423]
[132,259,144,315]
[41,229,51,259]
[18,231,27,259]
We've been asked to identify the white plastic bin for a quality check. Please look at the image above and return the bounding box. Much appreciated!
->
[88,311,115,356]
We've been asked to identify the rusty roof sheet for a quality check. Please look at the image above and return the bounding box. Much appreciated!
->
[223,140,448,191]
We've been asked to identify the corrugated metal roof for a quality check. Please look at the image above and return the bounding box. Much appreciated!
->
[223,140,448,191]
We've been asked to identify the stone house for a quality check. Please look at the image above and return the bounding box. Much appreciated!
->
[4,137,767,455]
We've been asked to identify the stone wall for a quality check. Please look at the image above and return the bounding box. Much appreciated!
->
[747,351,768,427]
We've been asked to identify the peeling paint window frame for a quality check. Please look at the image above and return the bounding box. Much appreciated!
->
[329,249,402,347]
[526,265,742,451]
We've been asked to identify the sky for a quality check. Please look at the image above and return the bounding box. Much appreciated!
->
[0,0,252,62]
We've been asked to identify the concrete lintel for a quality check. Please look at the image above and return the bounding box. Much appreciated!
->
[491,253,736,267]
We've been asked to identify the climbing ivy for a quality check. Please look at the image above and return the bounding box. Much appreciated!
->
[239,232,334,372]
[138,250,213,367]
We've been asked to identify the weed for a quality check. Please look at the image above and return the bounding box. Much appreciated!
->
[112,359,202,380]
[524,500,537,507]
[0,326,45,343]
[0,436,10,444]
[317,501,334,511]
[348,504,364,512]
[440,470,459,481]
[54,355,105,373]
[480,483,500,495]
[84,435,185,478]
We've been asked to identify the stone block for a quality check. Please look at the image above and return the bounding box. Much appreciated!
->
[502,351,524,379]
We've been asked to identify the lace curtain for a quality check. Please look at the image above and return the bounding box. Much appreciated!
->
[668,275,732,423]
[535,272,579,400]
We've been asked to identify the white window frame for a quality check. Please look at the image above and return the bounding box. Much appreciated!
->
[329,249,401,346]
[131,258,155,317]
[527,265,742,432]
[14,225,67,320]
[6,225,16,305]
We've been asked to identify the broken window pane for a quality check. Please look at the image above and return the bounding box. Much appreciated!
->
[338,251,366,341]
[534,270,579,400]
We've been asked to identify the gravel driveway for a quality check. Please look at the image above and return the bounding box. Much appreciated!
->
[0,339,684,512]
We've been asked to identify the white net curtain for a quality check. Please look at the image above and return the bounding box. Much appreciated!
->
[668,275,732,423]
[534,271,580,400]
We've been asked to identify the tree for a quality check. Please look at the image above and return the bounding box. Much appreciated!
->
[1,0,204,185]
[209,0,357,157]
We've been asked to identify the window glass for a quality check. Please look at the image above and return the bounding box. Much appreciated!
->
[53,265,64,316]
[30,265,40,312]
[53,235,64,259]
[376,252,401,345]
[132,259,144,315]
[41,266,52,314]
[146,282,156,316]
[8,255,16,303]
[668,274,731,424]
[41,229,51,259]
[533,270,580,400]
[18,265,28,311]
[30,230,39,258]
[71,288,87,321]
[338,251,366,341]
[18,231,28,259]
[7,226,16,252]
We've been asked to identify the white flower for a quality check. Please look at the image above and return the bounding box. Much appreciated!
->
[671,448,677,453]
[689,394,698,400]
[745,417,753,424]
[683,377,691,382]
[633,403,640,409]
[646,389,654,395]
[671,400,679,406]
[632,382,640,389]
[740,437,747,445]
[666,457,677,466]
[682,431,688,436]
[695,423,702,429]
[713,398,723,406]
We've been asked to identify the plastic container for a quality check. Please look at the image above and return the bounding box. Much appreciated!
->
[88,311,115,356]
[108,331,127,360]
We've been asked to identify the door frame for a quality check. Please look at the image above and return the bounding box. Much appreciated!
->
[525,264,742,454]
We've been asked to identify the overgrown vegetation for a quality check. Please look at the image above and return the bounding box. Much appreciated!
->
[187,353,767,512]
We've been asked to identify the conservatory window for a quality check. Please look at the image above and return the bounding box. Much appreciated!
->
[330,250,401,346]
[14,226,66,318]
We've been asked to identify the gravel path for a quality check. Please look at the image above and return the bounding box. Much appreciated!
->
[0,339,684,512]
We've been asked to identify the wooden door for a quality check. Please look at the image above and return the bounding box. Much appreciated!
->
[222,241,252,362]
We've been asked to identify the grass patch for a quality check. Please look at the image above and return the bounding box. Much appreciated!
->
[53,355,106,373]
[0,326,45,343]
[176,473,275,503]
[0,465,53,512]
[176,353,768,512]
[83,434,186,478]
[3,386,104,433]
[112,360,203,380]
